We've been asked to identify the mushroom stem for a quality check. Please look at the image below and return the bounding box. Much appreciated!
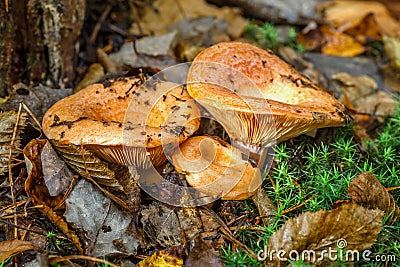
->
[230,139,274,177]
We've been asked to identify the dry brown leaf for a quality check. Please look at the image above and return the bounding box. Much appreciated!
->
[252,188,277,226]
[135,246,184,267]
[74,63,105,93]
[186,236,223,267]
[129,0,246,39]
[383,35,400,70]
[0,239,37,261]
[41,140,74,196]
[332,72,397,117]
[266,202,383,266]
[23,139,84,253]
[298,26,365,57]
[321,0,400,37]
[348,172,400,222]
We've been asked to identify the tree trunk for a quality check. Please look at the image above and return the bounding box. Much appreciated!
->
[0,0,86,96]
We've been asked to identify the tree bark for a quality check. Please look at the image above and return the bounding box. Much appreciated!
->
[0,0,86,96]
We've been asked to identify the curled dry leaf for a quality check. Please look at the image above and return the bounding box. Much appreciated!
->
[135,246,184,267]
[266,202,383,266]
[23,139,83,253]
[41,140,74,196]
[252,188,277,226]
[0,110,26,177]
[0,239,38,262]
[348,172,400,222]
[321,0,400,37]
[74,63,105,93]
[298,25,365,57]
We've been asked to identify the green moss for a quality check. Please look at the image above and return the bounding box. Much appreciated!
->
[221,105,400,266]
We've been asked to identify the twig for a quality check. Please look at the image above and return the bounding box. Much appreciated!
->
[387,185,400,192]
[49,255,119,267]
[21,102,42,132]
[281,196,314,215]
[8,102,23,238]
[90,5,112,44]
[0,218,47,236]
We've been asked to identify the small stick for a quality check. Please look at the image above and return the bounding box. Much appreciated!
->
[281,196,314,215]
[49,255,119,267]
[21,102,42,131]
[90,5,112,44]
[8,102,23,238]
[387,185,400,192]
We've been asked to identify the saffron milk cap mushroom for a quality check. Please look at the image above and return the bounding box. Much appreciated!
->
[172,135,262,200]
[187,42,351,164]
[42,73,201,189]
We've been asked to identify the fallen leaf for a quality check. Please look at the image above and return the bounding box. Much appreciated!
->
[74,63,105,93]
[267,202,383,266]
[331,72,398,117]
[64,179,140,257]
[252,188,277,226]
[299,25,365,57]
[186,236,223,267]
[139,202,182,249]
[23,139,84,253]
[175,207,204,241]
[383,35,400,70]
[0,239,37,262]
[129,0,246,39]
[41,140,74,196]
[321,0,400,37]
[348,172,400,222]
[135,246,184,267]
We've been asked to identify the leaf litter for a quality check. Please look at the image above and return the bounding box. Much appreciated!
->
[2,0,400,265]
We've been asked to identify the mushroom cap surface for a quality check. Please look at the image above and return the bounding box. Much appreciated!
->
[172,136,262,200]
[42,77,201,166]
[187,42,351,146]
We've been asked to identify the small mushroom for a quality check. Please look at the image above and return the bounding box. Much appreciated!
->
[172,136,261,200]
[42,76,201,183]
[187,41,351,154]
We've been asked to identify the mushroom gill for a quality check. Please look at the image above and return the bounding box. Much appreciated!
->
[187,42,351,153]
[42,76,201,190]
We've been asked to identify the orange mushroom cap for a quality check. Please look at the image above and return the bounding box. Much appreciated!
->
[172,135,262,200]
[42,76,201,168]
[187,42,351,150]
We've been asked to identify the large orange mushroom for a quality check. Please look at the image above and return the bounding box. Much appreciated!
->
[42,75,201,191]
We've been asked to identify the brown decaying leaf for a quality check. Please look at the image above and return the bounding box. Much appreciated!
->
[298,25,365,57]
[128,0,246,39]
[186,235,223,267]
[135,246,184,267]
[332,72,397,117]
[0,239,37,261]
[74,63,105,93]
[41,140,74,196]
[321,0,400,37]
[348,172,400,222]
[267,202,383,266]
[23,139,83,253]
[252,188,277,226]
